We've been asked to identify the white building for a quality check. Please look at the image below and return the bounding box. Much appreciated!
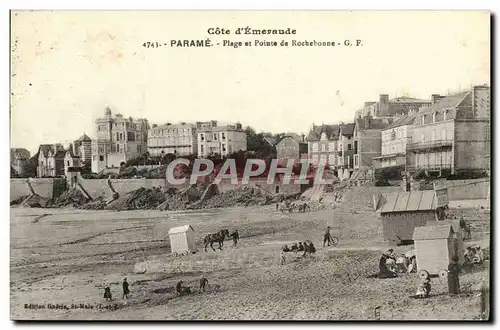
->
[91,107,149,173]
[147,122,198,157]
[197,121,247,157]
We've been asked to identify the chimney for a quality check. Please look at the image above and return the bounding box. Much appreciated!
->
[379,94,389,115]
[211,120,218,127]
[235,123,242,130]
[301,133,305,142]
[364,101,375,108]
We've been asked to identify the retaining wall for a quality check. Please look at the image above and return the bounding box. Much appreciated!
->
[10,178,66,201]
[446,179,489,201]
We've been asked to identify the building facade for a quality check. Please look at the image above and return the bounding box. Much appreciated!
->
[408,85,490,175]
[37,144,66,177]
[10,148,30,176]
[276,135,308,163]
[73,133,92,170]
[373,113,417,171]
[353,116,391,171]
[64,143,82,177]
[338,123,355,169]
[197,121,247,157]
[306,124,340,166]
[91,107,149,173]
[147,122,198,157]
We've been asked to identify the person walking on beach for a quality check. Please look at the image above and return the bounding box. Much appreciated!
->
[323,226,332,247]
[122,278,130,300]
[230,230,239,247]
[199,275,208,293]
[103,285,112,301]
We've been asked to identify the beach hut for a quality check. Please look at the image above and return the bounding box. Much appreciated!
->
[374,190,440,243]
[427,219,465,264]
[413,224,456,275]
[168,225,196,256]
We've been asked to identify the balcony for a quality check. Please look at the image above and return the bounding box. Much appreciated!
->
[407,139,453,151]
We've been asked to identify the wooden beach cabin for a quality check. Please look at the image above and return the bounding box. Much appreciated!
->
[374,190,440,243]
[413,224,456,275]
[168,225,196,256]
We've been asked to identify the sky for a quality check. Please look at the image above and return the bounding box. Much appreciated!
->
[10,11,490,155]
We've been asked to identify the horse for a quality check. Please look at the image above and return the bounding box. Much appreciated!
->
[204,229,229,252]
[298,201,310,213]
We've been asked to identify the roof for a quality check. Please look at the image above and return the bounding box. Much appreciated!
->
[413,224,453,241]
[66,144,80,158]
[389,97,431,104]
[168,225,194,234]
[376,190,438,213]
[340,123,355,136]
[307,124,340,141]
[384,115,418,130]
[54,149,67,158]
[419,91,471,114]
[10,148,30,160]
[355,117,391,130]
[76,133,92,142]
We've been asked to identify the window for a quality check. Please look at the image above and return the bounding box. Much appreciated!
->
[391,130,396,140]
[200,134,205,142]
[137,145,142,154]
[222,144,226,152]
[127,132,135,141]
[67,161,70,166]
[222,133,226,140]
[99,155,104,161]
[213,133,218,140]
[329,142,335,151]
[201,145,204,153]
[397,130,402,139]
[312,143,319,152]
[321,144,327,152]
[347,144,352,151]
[432,113,436,123]
[116,144,120,152]
[444,110,448,121]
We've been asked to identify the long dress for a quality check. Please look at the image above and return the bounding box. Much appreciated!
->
[447,263,460,294]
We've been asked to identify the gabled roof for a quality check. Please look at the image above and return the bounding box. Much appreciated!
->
[10,148,30,160]
[419,91,471,114]
[277,134,307,146]
[168,225,194,234]
[339,123,355,136]
[376,190,438,213]
[307,124,339,141]
[76,133,92,142]
[66,144,80,158]
[413,225,453,241]
[384,115,418,130]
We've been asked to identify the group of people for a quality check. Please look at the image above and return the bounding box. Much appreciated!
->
[103,278,130,302]
[280,240,317,264]
[176,275,209,296]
